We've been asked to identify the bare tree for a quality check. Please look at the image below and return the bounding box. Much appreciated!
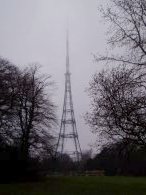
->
[13,65,57,161]
[98,0,146,66]
[0,58,57,162]
[86,65,146,147]
[0,58,19,145]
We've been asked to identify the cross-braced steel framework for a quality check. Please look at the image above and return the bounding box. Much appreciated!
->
[56,32,82,162]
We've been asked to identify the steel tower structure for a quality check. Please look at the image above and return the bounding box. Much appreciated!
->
[56,32,82,162]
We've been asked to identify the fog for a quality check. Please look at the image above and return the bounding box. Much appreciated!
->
[0,0,107,151]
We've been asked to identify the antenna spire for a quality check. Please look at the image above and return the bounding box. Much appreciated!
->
[66,28,70,73]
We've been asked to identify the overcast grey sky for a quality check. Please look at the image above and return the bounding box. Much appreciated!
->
[0,0,108,151]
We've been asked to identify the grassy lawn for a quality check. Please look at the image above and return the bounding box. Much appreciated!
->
[0,176,146,195]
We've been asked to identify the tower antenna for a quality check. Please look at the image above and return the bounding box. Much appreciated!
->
[56,30,82,162]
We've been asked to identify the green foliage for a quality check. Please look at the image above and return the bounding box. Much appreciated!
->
[0,176,146,195]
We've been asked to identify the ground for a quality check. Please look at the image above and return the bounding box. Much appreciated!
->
[0,176,146,195]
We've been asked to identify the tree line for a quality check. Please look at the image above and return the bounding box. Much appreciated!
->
[0,58,57,181]
[85,0,146,176]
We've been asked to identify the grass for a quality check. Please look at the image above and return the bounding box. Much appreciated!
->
[0,176,146,195]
